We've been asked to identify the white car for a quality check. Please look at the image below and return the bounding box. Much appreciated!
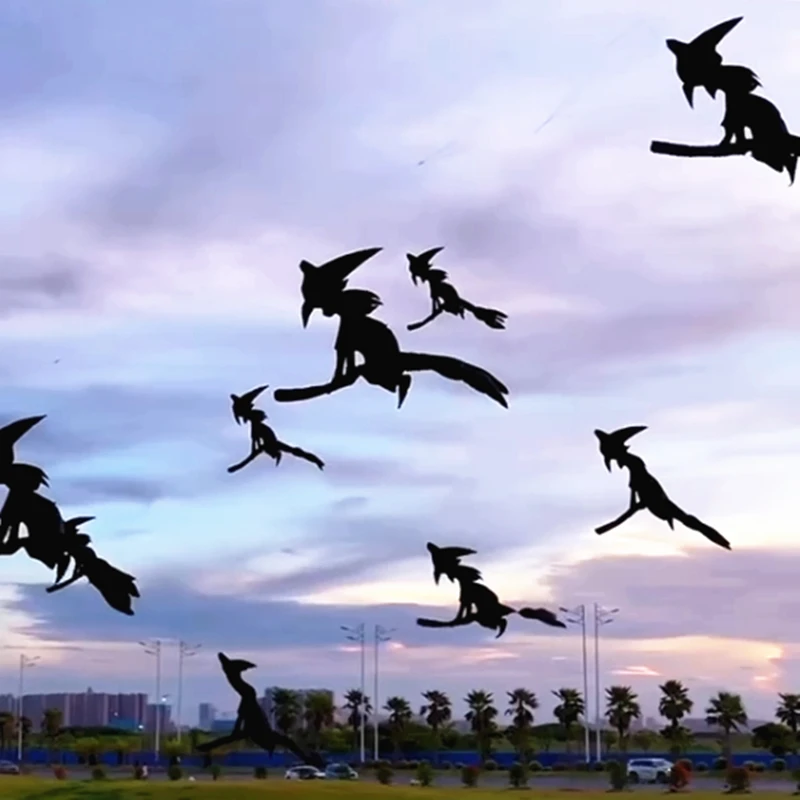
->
[285,765,326,780]
[627,758,673,784]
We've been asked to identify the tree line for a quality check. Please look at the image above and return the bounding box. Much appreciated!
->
[2,682,799,762]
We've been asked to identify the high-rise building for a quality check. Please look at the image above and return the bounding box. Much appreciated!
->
[108,694,148,729]
[198,703,216,730]
[0,695,14,714]
[145,703,173,733]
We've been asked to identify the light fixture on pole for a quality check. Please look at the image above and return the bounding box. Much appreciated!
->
[176,641,200,743]
[560,604,590,763]
[593,604,619,761]
[17,654,39,763]
[373,624,394,762]
[341,624,366,764]
[139,639,163,761]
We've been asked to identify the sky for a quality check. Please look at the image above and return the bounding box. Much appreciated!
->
[2,0,800,729]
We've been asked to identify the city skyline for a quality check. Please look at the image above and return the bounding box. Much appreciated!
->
[2,0,800,723]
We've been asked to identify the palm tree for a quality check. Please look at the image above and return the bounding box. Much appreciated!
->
[658,680,694,756]
[465,690,498,763]
[342,689,372,752]
[0,712,12,752]
[304,691,336,749]
[384,696,413,757]
[15,716,32,757]
[505,689,537,760]
[42,708,63,761]
[271,689,301,737]
[420,690,452,762]
[552,688,585,755]
[705,691,747,759]
[605,686,641,757]
[776,693,800,762]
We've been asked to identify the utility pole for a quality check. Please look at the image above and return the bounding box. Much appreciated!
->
[341,624,366,764]
[139,640,163,761]
[560,604,590,763]
[593,604,619,761]
[373,625,394,762]
[177,641,200,743]
[17,655,39,762]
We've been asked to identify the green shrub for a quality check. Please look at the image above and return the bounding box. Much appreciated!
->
[594,761,606,771]
[553,761,568,771]
[167,764,182,781]
[484,759,498,771]
[416,761,434,786]
[509,762,529,789]
[90,765,106,780]
[253,766,267,779]
[461,764,480,787]
[696,762,709,772]
[528,759,542,772]
[725,765,750,794]
[440,760,452,770]
[407,760,419,770]
[714,756,728,771]
[743,761,756,772]
[607,760,627,791]
[752,762,765,773]
[376,763,393,785]
[210,763,221,781]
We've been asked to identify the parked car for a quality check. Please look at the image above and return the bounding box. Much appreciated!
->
[324,762,358,780]
[285,765,326,780]
[627,758,673,784]
[0,761,20,775]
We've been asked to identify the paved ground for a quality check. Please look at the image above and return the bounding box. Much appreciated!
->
[15,766,799,791]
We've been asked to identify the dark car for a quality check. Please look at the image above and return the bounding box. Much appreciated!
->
[324,762,358,780]
[0,761,20,775]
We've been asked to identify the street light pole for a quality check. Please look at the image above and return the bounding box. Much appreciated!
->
[560,605,590,763]
[373,625,394,762]
[17,654,39,763]
[593,604,619,761]
[177,642,200,743]
[341,624,366,764]
[139,640,163,761]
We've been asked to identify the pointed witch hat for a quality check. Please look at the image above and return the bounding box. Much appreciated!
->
[666,17,743,107]
[594,426,647,471]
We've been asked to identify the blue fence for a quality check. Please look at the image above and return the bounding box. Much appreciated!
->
[0,748,793,769]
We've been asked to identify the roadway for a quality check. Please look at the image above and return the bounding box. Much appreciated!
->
[10,766,799,790]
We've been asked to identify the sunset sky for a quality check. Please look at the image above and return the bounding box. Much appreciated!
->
[3,0,800,727]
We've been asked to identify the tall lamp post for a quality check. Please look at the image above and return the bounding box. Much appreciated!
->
[17,654,39,762]
[560,604,590,763]
[139,639,163,761]
[176,641,200,743]
[593,604,619,760]
[341,624,366,764]
[373,624,394,761]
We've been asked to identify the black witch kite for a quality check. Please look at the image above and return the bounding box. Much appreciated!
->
[593,426,731,550]
[417,543,566,639]
[0,414,140,615]
[652,16,800,184]
[196,652,324,768]
[228,386,324,473]
[406,247,507,332]
[274,284,509,409]
[46,517,140,616]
